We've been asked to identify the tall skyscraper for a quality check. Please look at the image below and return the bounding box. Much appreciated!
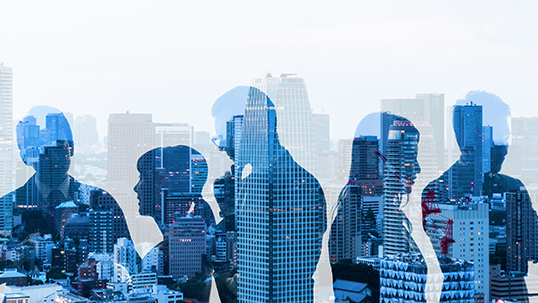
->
[483,126,493,175]
[329,184,361,264]
[505,189,538,275]
[451,103,483,200]
[337,138,353,180]
[108,113,154,187]
[329,135,381,263]
[88,208,113,253]
[236,87,325,302]
[382,120,420,256]
[251,73,317,175]
[0,62,13,236]
[349,136,382,195]
[313,113,330,153]
[107,113,154,239]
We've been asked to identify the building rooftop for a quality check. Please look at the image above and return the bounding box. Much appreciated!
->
[0,271,26,278]
[56,200,78,208]
[333,279,368,293]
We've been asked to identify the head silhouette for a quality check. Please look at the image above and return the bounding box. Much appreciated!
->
[454,90,511,173]
[16,106,74,186]
[211,86,249,150]
[134,145,208,221]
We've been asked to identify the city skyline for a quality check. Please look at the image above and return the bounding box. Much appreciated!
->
[3,74,538,302]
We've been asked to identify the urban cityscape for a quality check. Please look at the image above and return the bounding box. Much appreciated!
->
[2,62,538,303]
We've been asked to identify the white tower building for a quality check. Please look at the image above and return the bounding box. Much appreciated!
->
[0,62,13,236]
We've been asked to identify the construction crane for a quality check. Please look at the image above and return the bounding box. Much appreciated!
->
[440,219,455,255]
[375,149,455,255]
[422,189,441,231]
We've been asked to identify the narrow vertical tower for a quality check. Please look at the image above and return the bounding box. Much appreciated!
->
[0,62,13,237]
[382,120,420,256]
[236,87,325,302]
[452,103,483,199]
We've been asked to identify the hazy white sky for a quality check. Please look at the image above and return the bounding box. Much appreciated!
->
[1,1,537,140]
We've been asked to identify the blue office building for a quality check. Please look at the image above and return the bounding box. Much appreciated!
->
[236,87,326,302]
[451,103,483,200]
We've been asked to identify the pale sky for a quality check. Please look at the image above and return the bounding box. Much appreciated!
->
[1,1,537,140]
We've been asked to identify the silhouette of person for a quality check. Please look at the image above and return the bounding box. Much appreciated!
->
[210,86,249,233]
[133,145,215,301]
[134,145,215,227]
[423,91,536,302]
[235,87,326,302]
[2,106,129,242]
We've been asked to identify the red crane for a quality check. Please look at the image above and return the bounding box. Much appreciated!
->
[440,219,455,255]
[422,189,441,231]
[375,149,455,256]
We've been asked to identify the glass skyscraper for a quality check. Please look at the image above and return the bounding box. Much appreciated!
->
[382,120,420,256]
[251,73,317,175]
[0,62,13,236]
[236,87,326,302]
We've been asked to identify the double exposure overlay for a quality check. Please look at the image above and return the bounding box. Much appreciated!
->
[2,68,538,303]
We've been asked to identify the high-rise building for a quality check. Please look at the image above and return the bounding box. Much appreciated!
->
[108,112,154,186]
[313,113,330,153]
[329,185,361,264]
[169,216,206,278]
[337,139,353,180]
[89,190,130,244]
[107,112,154,239]
[0,62,13,236]
[329,136,382,264]
[382,120,420,256]
[451,103,483,200]
[483,126,493,175]
[251,73,317,175]
[236,87,325,302]
[438,202,490,301]
[88,209,113,253]
[505,189,538,275]
[349,136,382,195]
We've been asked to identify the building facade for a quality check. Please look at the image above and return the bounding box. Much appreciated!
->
[236,87,326,302]
[169,216,206,278]
[0,62,13,236]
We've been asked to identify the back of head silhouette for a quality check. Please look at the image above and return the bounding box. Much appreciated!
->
[454,90,511,173]
[16,106,74,185]
[211,86,249,149]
